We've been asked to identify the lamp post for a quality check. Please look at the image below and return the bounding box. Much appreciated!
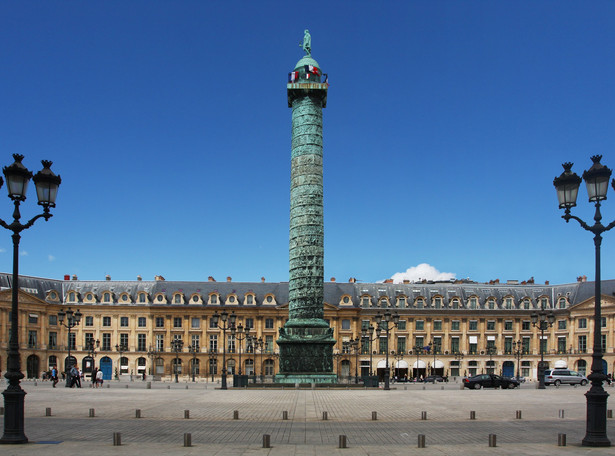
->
[188,343,199,382]
[246,335,256,383]
[361,325,378,377]
[413,345,424,380]
[170,339,183,383]
[86,338,100,378]
[454,351,465,378]
[373,310,400,390]
[211,309,236,390]
[256,337,264,383]
[231,323,250,386]
[553,156,613,447]
[391,350,405,381]
[428,339,438,375]
[208,351,216,382]
[350,338,360,384]
[0,155,61,444]
[530,301,555,389]
[486,345,496,374]
[147,345,159,377]
[58,307,82,385]
[115,343,127,378]
[512,340,523,380]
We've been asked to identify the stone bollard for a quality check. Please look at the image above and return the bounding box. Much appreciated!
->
[418,434,426,448]
[184,433,192,447]
[89,408,95,418]
[185,385,188,389]
[125,384,129,389]
[295,382,300,389]
[184,410,190,419]
[233,410,239,420]
[282,411,288,420]
[311,383,315,390]
[113,432,121,446]
[515,410,522,419]
[421,411,427,420]
[488,434,497,447]
[107,383,110,388]
[441,386,444,390]
[338,435,347,448]
[46,407,52,417]
[558,433,566,446]
[322,411,328,420]
[167,385,170,389]
[559,409,565,419]
[422,386,426,390]
[459,383,464,390]
[34,381,37,386]
[262,434,271,448]
[146,381,151,389]
[470,411,476,420]
[404,386,407,390]
[136,409,141,418]
[372,411,377,421]
[608,409,613,419]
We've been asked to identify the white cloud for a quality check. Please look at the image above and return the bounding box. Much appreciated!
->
[48,255,56,262]
[0,248,5,253]
[386,263,456,283]
[20,250,28,256]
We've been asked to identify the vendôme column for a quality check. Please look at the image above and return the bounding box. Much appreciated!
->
[276,31,336,384]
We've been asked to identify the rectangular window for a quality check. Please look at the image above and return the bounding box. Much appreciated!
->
[578,318,587,329]
[601,317,607,328]
[341,319,351,330]
[602,334,607,352]
[451,320,460,331]
[102,333,111,351]
[504,337,512,354]
[28,314,38,324]
[265,318,274,329]
[245,318,254,329]
[156,334,165,351]
[486,321,495,331]
[102,316,111,327]
[379,337,388,354]
[85,316,94,327]
[139,294,146,303]
[137,334,146,351]
[415,336,424,351]
[49,314,58,326]
[246,295,253,305]
[397,320,407,330]
[28,330,37,348]
[265,335,274,352]
[85,332,94,347]
[155,317,165,328]
[191,317,200,329]
[504,320,513,331]
[209,358,217,375]
[433,320,442,331]
[558,336,567,353]
[522,320,531,331]
[522,337,530,354]
[69,332,76,350]
[434,297,442,308]
[209,318,217,329]
[415,320,424,331]
[540,338,548,354]
[173,317,182,328]
[209,335,218,352]
[469,320,478,331]
[558,320,567,330]
[48,331,57,349]
[228,334,236,353]
[432,336,442,354]
[450,337,460,353]
[397,337,406,353]
[120,333,129,348]
[191,334,200,349]
[138,317,147,327]
[120,316,129,327]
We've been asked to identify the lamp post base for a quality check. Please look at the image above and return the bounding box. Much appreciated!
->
[582,385,611,447]
[0,387,28,444]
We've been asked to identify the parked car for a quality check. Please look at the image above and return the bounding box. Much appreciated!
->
[422,375,445,383]
[463,374,520,389]
[544,369,588,386]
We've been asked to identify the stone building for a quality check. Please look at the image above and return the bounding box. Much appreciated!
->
[1,273,613,382]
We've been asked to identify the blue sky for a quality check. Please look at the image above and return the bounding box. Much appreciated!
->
[1,1,614,285]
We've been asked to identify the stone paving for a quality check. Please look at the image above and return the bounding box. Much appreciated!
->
[0,379,614,455]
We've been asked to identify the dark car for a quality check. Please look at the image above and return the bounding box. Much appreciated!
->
[463,374,520,389]
[423,375,445,383]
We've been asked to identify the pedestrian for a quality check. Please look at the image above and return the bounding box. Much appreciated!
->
[70,365,79,388]
[96,368,104,387]
[91,368,98,387]
[51,366,58,388]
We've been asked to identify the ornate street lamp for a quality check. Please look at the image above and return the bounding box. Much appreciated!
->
[147,345,160,377]
[256,337,265,383]
[245,335,256,383]
[231,323,250,386]
[512,340,523,380]
[188,343,199,382]
[86,338,100,378]
[486,346,496,374]
[553,156,613,446]
[454,351,465,378]
[208,350,217,382]
[531,301,555,389]
[350,338,360,384]
[115,343,128,378]
[373,310,400,390]
[0,155,61,445]
[58,307,82,385]
[412,345,425,380]
[211,309,236,389]
[170,339,183,383]
[360,325,379,381]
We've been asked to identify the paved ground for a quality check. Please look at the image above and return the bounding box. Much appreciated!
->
[0,379,614,455]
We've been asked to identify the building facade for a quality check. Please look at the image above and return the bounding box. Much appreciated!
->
[1,273,614,382]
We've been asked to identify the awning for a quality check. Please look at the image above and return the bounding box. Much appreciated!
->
[395,360,409,369]
[487,335,496,341]
[433,360,444,368]
[412,360,427,369]
[554,359,568,369]
[469,336,478,344]
[376,359,387,369]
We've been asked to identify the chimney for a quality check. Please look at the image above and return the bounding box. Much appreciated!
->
[545,280,550,285]
[208,276,215,282]
[64,274,70,281]
[348,278,356,283]
[226,276,232,282]
[105,274,111,281]
[402,279,410,284]
[137,275,142,281]
[330,277,336,282]
[384,279,393,284]
[72,274,78,281]
[155,275,165,281]
[495,279,499,284]
[261,277,266,283]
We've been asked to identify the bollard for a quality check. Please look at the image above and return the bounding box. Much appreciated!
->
[422,386,426,390]
[515,410,522,420]
[418,434,426,448]
[488,434,497,447]
[107,383,110,388]
[113,432,121,446]
[421,411,427,420]
[372,411,377,421]
[282,411,288,420]
[470,411,476,420]
[184,410,190,419]
[34,381,37,386]
[404,386,407,391]
[233,410,239,420]
[311,383,315,390]
[608,409,613,419]
[558,433,566,446]
[125,384,129,389]
[146,381,151,389]
[136,409,141,418]
[167,385,170,389]
[295,382,299,389]
[0,407,4,416]
[185,385,188,389]
[89,408,95,418]
[322,411,328,420]
[184,433,192,447]
[262,434,271,448]
[46,407,52,417]
[339,435,347,448]
[441,386,444,390]
[559,409,565,419]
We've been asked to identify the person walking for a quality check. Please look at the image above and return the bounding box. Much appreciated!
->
[91,368,98,388]
[96,368,103,388]
[51,366,58,388]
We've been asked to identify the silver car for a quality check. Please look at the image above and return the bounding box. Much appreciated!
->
[544,369,588,386]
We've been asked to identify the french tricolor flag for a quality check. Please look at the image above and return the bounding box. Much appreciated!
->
[288,71,299,83]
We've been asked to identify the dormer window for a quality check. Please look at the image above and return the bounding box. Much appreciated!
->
[68,292,76,302]
[246,294,254,305]
[361,296,371,307]
[451,298,460,309]
[397,296,406,307]
[265,295,274,304]
[103,292,111,303]
[416,298,424,309]
[228,295,235,303]
[469,297,478,309]
[433,297,442,309]
[488,299,496,310]
[210,294,218,304]
[173,294,182,304]
[558,297,567,309]
[139,293,147,303]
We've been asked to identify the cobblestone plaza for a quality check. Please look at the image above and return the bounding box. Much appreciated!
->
[0,379,613,455]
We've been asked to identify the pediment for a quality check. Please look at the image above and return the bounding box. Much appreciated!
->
[0,288,49,306]
[569,294,615,315]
